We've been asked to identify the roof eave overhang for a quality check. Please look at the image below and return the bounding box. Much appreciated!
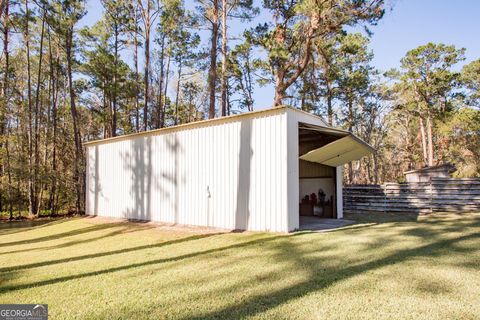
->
[299,126,375,167]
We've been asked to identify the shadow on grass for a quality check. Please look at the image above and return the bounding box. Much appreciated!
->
[0,225,159,257]
[0,222,121,248]
[0,216,170,250]
[182,227,480,319]
[339,211,479,234]
[1,212,478,319]
[0,218,70,236]
[0,233,223,273]
[81,214,480,319]
[344,211,420,224]
[0,234,283,294]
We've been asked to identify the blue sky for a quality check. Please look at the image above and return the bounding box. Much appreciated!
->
[81,0,480,110]
[369,0,480,72]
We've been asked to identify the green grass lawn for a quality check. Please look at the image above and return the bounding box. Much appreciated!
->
[1,212,479,319]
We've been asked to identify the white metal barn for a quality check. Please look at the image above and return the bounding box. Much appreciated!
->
[85,106,373,232]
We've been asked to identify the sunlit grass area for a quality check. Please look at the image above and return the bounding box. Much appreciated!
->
[1,212,479,319]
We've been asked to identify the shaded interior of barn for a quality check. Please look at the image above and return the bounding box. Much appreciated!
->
[298,123,345,219]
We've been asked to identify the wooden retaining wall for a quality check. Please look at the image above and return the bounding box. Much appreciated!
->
[344,178,480,214]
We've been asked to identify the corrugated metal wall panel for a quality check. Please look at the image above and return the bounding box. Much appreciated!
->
[86,109,288,232]
[299,160,335,178]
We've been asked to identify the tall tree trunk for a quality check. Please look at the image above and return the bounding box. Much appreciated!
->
[157,34,165,128]
[25,0,36,215]
[220,0,227,117]
[419,117,428,166]
[133,10,140,132]
[111,24,119,137]
[326,82,333,126]
[319,47,334,126]
[102,83,108,137]
[143,6,151,131]
[47,29,59,214]
[372,153,378,184]
[174,59,182,125]
[274,69,285,106]
[5,129,13,219]
[33,9,46,215]
[300,75,307,111]
[273,23,313,107]
[245,52,254,111]
[208,0,219,119]
[426,115,434,166]
[163,53,171,120]
[66,27,84,214]
[347,95,354,132]
[49,75,58,214]
[226,82,231,115]
[0,0,8,213]
[347,97,354,183]
[366,157,371,184]
[108,98,112,136]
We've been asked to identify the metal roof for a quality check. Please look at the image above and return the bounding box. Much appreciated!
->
[83,106,329,147]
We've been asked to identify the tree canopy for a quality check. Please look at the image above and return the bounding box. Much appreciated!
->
[0,0,478,217]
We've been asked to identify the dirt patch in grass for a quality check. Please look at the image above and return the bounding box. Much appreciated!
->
[84,215,231,235]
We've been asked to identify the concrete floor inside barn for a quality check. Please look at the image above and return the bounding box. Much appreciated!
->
[299,216,354,232]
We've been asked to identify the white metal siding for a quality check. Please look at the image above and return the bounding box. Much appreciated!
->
[86,109,289,232]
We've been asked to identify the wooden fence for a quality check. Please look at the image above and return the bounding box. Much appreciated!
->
[344,178,480,214]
